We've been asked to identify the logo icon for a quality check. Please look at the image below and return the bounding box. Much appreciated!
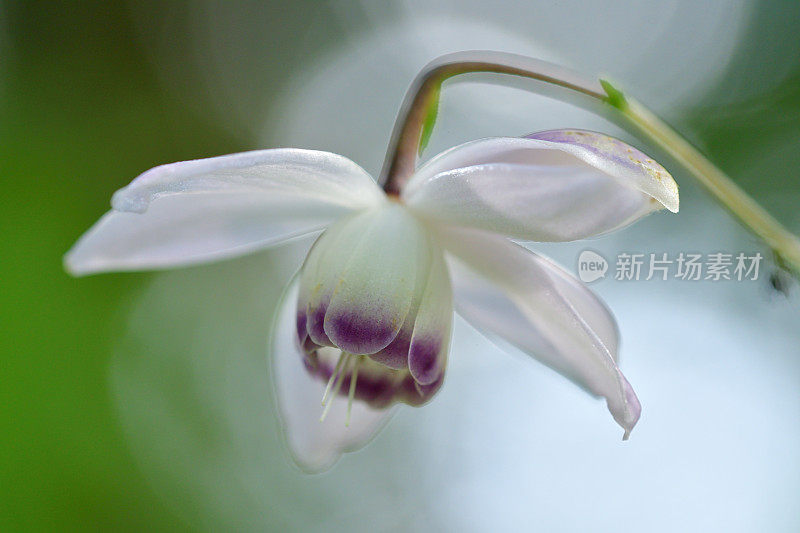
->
[577,250,608,283]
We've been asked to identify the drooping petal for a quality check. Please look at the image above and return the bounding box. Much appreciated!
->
[322,204,426,353]
[368,237,453,379]
[402,131,678,242]
[272,276,395,473]
[297,203,434,355]
[438,225,639,439]
[407,246,453,386]
[296,211,371,348]
[65,149,384,275]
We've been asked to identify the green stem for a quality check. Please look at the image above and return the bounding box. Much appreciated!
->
[618,97,800,274]
[380,51,800,276]
[379,51,606,194]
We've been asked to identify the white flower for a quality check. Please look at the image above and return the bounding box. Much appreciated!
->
[65,129,678,472]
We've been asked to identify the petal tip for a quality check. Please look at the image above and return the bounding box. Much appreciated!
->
[654,194,679,214]
[62,253,82,277]
[530,129,681,215]
[408,336,445,386]
[323,310,398,355]
[62,246,95,277]
[617,376,642,439]
[659,181,680,213]
[110,188,148,213]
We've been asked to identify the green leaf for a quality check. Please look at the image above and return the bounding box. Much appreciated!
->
[419,84,441,156]
[600,79,628,110]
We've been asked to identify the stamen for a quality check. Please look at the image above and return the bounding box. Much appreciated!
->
[321,351,347,407]
[346,356,360,427]
[320,353,351,422]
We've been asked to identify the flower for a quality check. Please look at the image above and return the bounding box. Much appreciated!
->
[65,129,678,472]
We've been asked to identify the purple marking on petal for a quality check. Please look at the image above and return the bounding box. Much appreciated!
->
[301,357,316,373]
[295,311,308,345]
[324,309,398,355]
[303,351,445,409]
[409,372,444,406]
[370,330,411,370]
[525,129,657,175]
[302,336,322,355]
[408,335,443,385]
[306,300,333,347]
[307,354,397,408]
[344,373,397,409]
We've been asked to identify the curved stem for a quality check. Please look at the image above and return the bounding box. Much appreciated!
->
[380,50,800,276]
[379,51,606,194]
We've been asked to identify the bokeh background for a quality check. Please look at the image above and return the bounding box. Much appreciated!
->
[2,1,799,531]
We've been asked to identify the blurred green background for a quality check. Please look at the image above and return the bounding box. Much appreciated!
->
[2,1,799,531]
[1,4,236,531]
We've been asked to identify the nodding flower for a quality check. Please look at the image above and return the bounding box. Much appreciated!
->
[66,126,678,471]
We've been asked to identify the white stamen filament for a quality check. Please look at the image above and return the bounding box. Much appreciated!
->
[346,356,360,427]
[320,352,352,422]
[321,351,348,407]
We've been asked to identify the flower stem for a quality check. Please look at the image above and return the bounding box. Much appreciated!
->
[379,51,606,194]
[617,97,800,274]
[380,51,800,276]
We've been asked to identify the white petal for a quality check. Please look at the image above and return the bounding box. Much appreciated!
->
[297,210,375,348]
[65,149,384,275]
[271,275,395,473]
[298,204,433,355]
[403,131,678,242]
[407,246,453,386]
[438,226,639,439]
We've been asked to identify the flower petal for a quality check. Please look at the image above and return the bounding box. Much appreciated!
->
[65,149,384,275]
[271,275,395,473]
[403,131,678,242]
[407,246,453,386]
[297,211,373,348]
[301,204,432,355]
[438,226,639,439]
